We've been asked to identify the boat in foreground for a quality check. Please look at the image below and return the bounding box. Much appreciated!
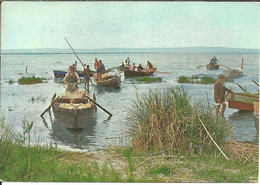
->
[124,68,157,78]
[253,101,259,135]
[206,64,220,70]
[226,91,259,111]
[93,73,121,88]
[52,90,96,129]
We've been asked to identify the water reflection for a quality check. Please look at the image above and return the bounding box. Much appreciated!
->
[227,110,258,142]
[50,118,98,150]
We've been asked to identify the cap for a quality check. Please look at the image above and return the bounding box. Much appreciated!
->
[218,74,224,78]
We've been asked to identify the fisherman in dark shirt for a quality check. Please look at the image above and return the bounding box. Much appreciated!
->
[214,74,232,117]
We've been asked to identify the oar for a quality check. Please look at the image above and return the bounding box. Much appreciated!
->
[219,64,231,70]
[83,95,112,117]
[40,96,60,117]
[196,65,206,69]
[106,66,120,72]
[155,71,171,74]
[252,80,259,87]
[236,83,248,93]
[64,37,93,85]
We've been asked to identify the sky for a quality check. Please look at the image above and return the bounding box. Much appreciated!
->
[1,2,259,50]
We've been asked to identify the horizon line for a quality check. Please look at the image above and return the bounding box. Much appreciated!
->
[2,46,260,51]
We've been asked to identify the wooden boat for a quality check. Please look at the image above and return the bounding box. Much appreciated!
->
[253,101,259,135]
[52,90,96,129]
[93,73,121,88]
[53,70,91,78]
[206,64,220,70]
[223,59,244,78]
[226,91,259,111]
[124,68,157,78]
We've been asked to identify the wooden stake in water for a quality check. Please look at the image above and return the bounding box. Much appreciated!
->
[189,101,229,161]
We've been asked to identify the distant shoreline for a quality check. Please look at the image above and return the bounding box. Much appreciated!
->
[1,47,259,55]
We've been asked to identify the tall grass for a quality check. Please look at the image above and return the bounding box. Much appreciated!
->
[128,87,227,154]
[0,118,15,172]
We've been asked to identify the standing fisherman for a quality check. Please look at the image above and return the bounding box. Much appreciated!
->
[82,64,93,90]
[214,74,232,117]
[63,65,80,92]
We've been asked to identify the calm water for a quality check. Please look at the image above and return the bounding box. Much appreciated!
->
[1,52,259,151]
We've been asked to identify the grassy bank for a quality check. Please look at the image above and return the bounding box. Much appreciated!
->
[136,76,162,83]
[18,76,43,85]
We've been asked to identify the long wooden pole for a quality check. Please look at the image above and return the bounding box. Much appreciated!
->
[64,37,93,85]
[252,80,259,87]
[40,96,60,117]
[189,102,229,161]
[196,65,206,69]
[236,83,248,92]
[84,95,112,117]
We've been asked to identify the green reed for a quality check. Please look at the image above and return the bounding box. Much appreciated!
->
[128,87,227,154]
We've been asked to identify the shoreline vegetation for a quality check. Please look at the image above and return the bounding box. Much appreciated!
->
[0,87,258,182]
[136,76,162,83]
[18,76,43,85]
[178,75,234,84]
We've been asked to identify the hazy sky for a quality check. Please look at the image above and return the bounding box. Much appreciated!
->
[2,2,259,49]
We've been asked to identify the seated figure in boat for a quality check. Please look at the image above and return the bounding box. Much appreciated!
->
[63,65,80,92]
[146,61,153,69]
[214,74,232,117]
[129,63,136,71]
[125,57,130,67]
[82,64,93,90]
[210,56,218,65]
[137,64,144,71]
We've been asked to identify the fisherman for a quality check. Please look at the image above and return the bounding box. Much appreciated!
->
[214,74,232,117]
[82,64,92,90]
[213,56,218,63]
[125,57,130,67]
[129,63,136,71]
[100,60,106,74]
[63,65,80,92]
[209,58,215,66]
[146,61,153,69]
[94,58,102,82]
[137,64,144,71]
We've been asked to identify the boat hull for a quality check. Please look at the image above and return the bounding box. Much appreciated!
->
[253,101,259,135]
[93,73,121,88]
[226,92,259,111]
[206,64,219,70]
[52,103,96,129]
[223,69,242,78]
[124,68,156,78]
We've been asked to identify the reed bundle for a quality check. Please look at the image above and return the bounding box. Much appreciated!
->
[128,87,227,154]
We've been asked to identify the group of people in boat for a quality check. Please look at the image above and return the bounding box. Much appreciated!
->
[63,57,106,91]
[121,57,154,72]
[209,56,218,66]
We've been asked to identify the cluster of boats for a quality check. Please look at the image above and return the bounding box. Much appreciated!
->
[48,61,158,129]
[205,58,244,79]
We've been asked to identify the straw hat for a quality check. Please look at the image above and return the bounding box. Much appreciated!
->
[218,74,224,78]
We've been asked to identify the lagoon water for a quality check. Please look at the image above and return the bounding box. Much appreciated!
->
[1,52,259,151]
